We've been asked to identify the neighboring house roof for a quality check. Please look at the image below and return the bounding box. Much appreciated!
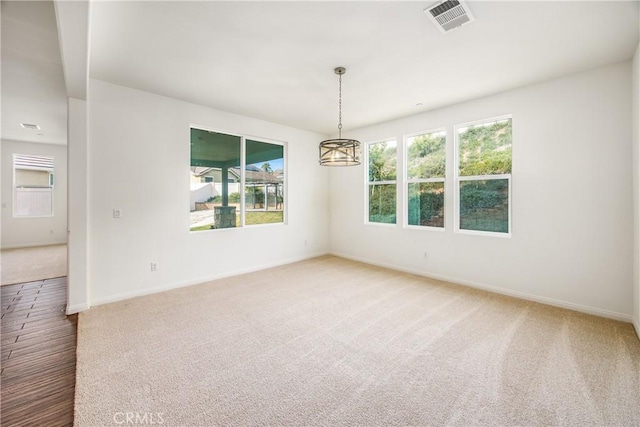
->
[236,167,281,184]
[190,166,282,184]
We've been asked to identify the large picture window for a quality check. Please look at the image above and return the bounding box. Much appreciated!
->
[455,116,512,234]
[13,154,54,217]
[190,128,285,231]
[367,139,397,224]
[406,130,446,228]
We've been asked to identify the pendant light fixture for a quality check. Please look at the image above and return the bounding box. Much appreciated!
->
[319,67,361,166]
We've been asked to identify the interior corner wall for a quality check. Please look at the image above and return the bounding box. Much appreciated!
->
[87,79,330,305]
[633,41,640,337]
[1,139,68,249]
[330,61,634,321]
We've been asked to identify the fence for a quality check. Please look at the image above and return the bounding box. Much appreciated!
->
[15,187,52,216]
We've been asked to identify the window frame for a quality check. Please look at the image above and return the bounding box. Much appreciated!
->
[243,134,288,228]
[13,154,55,218]
[189,125,287,232]
[453,114,513,237]
[403,128,447,231]
[364,137,398,227]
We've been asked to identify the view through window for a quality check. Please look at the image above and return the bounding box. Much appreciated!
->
[190,128,285,231]
[13,154,54,217]
[367,139,397,224]
[245,139,285,226]
[406,130,446,228]
[456,117,512,234]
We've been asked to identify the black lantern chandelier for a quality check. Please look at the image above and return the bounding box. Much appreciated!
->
[319,67,361,166]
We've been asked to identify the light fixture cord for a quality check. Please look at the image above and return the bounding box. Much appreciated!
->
[338,73,342,139]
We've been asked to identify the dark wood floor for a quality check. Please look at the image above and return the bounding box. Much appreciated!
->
[1,277,77,427]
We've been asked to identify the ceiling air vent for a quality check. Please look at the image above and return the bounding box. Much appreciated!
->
[424,0,475,34]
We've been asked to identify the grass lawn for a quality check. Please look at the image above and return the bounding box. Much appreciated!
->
[190,211,283,231]
[246,211,283,225]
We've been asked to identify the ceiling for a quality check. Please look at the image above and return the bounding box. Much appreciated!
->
[2,2,638,147]
[90,1,639,135]
[1,1,67,145]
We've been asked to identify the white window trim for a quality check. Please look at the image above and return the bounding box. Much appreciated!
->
[240,134,246,228]
[453,115,513,237]
[189,125,287,232]
[459,174,510,182]
[364,138,398,226]
[403,128,447,231]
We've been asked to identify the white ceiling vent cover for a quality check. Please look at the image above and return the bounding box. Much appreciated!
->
[424,0,475,34]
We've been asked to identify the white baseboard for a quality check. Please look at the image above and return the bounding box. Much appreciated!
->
[1,241,67,250]
[66,302,90,315]
[634,318,640,341]
[330,251,633,323]
[77,250,637,327]
[90,251,330,308]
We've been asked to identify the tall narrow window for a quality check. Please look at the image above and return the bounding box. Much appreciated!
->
[245,139,285,226]
[13,154,54,217]
[367,139,397,224]
[190,128,285,231]
[455,116,512,234]
[406,130,446,228]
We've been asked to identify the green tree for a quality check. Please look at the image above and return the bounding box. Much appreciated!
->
[407,133,446,179]
[458,120,512,176]
[368,142,396,182]
[408,183,444,226]
[459,180,509,233]
[368,141,397,223]
[261,162,273,174]
[369,184,396,223]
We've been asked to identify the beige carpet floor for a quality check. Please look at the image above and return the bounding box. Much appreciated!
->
[74,256,640,426]
[1,244,67,286]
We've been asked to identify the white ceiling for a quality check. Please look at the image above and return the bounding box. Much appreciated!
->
[1,1,67,145]
[2,1,638,146]
[90,1,639,136]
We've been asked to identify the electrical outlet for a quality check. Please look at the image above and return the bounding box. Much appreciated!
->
[150,262,158,272]
[113,208,122,219]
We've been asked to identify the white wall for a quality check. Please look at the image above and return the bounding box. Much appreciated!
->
[67,97,89,313]
[633,42,640,337]
[330,62,634,321]
[1,139,68,248]
[87,79,330,305]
